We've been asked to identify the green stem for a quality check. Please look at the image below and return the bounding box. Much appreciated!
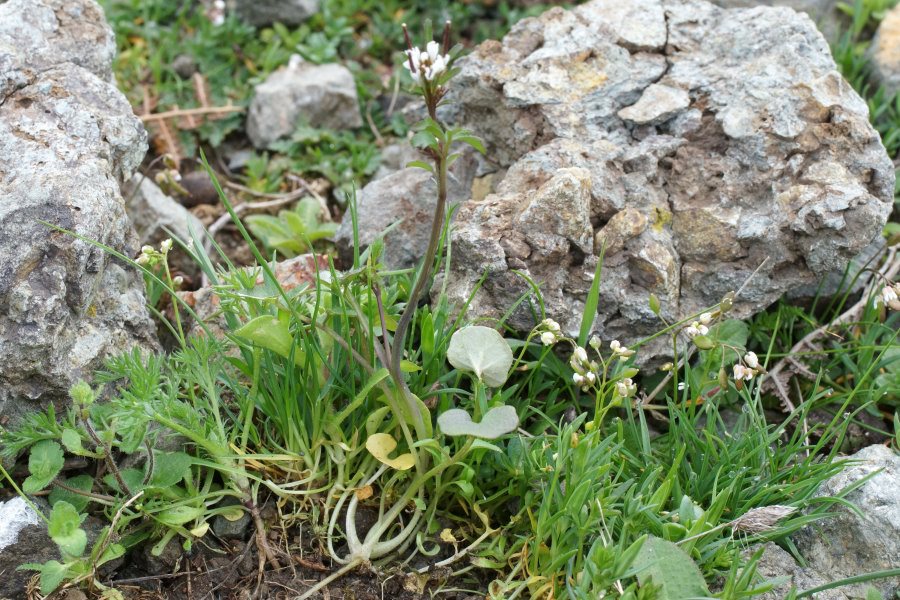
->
[389,133,448,439]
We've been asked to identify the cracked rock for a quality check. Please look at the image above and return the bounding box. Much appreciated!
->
[793,445,900,598]
[0,0,159,427]
[618,84,691,125]
[435,0,893,364]
[246,60,362,148]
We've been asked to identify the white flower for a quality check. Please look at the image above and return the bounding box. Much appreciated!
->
[572,373,585,386]
[540,331,558,346]
[141,245,154,255]
[573,346,588,364]
[684,321,708,338]
[288,54,304,70]
[541,318,561,332]
[743,351,759,369]
[589,335,602,350]
[584,371,596,385]
[733,364,755,381]
[404,40,449,84]
[136,254,150,266]
[615,378,636,398]
[677,381,687,391]
[610,340,635,359]
[172,276,184,287]
[880,284,898,306]
[160,239,173,253]
[699,312,713,325]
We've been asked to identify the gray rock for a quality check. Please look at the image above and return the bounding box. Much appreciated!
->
[793,445,900,598]
[868,4,900,97]
[232,0,319,27]
[212,499,251,540]
[335,154,477,270]
[436,0,892,363]
[0,497,50,598]
[618,84,691,125]
[246,60,362,148]
[710,0,842,44]
[747,542,850,600]
[125,177,206,280]
[372,141,420,181]
[0,0,158,427]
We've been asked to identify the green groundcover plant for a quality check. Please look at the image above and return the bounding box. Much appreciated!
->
[2,9,900,600]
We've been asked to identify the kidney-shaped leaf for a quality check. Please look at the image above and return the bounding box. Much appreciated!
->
[446,326,513,387]
[366,433,415,471]
[438,406,519,439]
[235,315,294,360]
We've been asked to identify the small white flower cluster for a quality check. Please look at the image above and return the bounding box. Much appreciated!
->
[136,238,172,267]
[615,377,637,398]
[609,340,635,360]
[732,351,761,382]
[875,282,900,312]
[570,346,599,391]
[207,0,226,26]
[404,40,449,85]
[539,318,562,346]
[684,312,713,338]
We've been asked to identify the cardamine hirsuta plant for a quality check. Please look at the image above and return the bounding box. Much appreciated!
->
[293,21,520,597]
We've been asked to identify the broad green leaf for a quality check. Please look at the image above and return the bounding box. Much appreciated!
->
[102,468,145,495]
[60,428,83,454]
[400,360,421,372]
[98,542,126,566]
[691,335,715,350]
[365,433,415,471]
[18,560,69,595]
[438,406,519,439]
[235,315,295,360]
[48,501,87,557]
[150,451,192,488]
[446,326,513,387]
[49,475,93,513]
[632,535,709,599]
[23,440,65,494]
[156,505,205,526]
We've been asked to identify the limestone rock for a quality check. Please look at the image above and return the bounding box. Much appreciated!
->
[437,0,892,362]
[793,445,900,598]
[0,0,158,427]
[869,4,900,97]
[335,153,477,270]
[618,84,691,125]
[0,497,53,598]
[125,177,206,281]
[232,0,319,27]
[710,0,842,43]
[747,542,850,600]
[246,60,362,148]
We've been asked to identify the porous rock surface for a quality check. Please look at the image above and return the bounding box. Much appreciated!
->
[711,0,842,43]
[747,542,849,600]
[125,177,206,281]
[0,497,53,598]
[434,0,893,362]
[247,60,362,149]
[793,444,900,598]
[0,0,158,426]
[335,152,478,269]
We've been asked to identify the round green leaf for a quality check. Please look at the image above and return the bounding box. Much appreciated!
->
[437,406,519,439]
[446,326,513,387]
